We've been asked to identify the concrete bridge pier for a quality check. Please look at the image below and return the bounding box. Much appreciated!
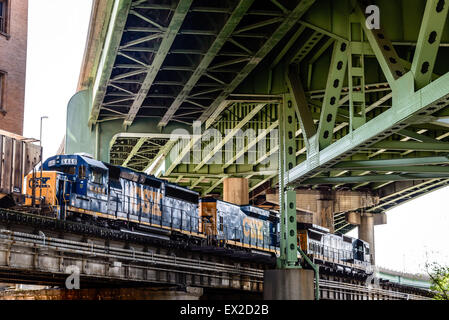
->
[223,178,249,205]
[263,269,315,300]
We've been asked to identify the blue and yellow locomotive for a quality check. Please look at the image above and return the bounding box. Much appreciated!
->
[24,154,279,251]
[25,154,201,236]
[22,154,371,272]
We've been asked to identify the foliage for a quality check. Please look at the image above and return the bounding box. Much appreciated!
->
[425,262,449,300]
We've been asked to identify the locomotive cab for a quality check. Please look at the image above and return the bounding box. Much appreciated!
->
[25,154,110,218]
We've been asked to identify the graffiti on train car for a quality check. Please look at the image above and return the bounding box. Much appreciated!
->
[243,216,264,241]
[126,182,162,217]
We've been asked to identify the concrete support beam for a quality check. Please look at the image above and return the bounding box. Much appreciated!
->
[223,178,249,205]
[265,190,379,230]
[264,269,314,300]
[359,213,375,265]
[316,192,334,232]
[345,211,387,265]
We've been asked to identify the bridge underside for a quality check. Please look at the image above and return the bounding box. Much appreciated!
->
[69,0,449,234]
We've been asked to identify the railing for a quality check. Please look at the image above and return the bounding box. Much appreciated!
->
[0,229,265,280]
[318,279,432,300]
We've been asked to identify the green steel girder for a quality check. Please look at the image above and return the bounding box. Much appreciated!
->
[348,16,367,130]
[369,141,449,151]
[89,0,132,127]
[303,173,449,185]
[355,1,407,90]
[123,0,193,128]
[278,94,300,268]
[203,178,226,196]
[397,129,441,143]
[286,64,317,141]
[331,155,449,169]
[411,0,449,90]
[288,30,325,65]
[122,137,147,166]
[369,178,449,212]
[199,0,317,128]
[339,166,449,174]
[222,121,279,170]
[317,40,348,150]
[193,103,267,172]
[286,69,449,186]
[158,0,255,127]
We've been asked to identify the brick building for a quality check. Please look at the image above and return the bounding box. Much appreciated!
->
[0,0,28,135]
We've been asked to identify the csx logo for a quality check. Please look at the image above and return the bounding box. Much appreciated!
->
[29,177,50,188]
[243,217,263,240]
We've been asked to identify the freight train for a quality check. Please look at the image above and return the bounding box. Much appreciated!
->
[17,154,371,273]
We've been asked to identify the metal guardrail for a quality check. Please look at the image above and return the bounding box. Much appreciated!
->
[0,229,265,281]
[318,279,432,300]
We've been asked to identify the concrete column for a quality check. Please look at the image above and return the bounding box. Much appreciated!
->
[316,192,334,232]
[264,269,315,300]
[223,178,249,205]
[359,213,375,265]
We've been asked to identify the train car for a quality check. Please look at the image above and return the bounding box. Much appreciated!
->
[199,198,279,253]
[0,130,41,208]
[24,154,201,236]
[298,223,371,274]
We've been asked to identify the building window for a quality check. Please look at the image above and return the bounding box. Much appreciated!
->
[0,71,5,114]
[0,0,8,34]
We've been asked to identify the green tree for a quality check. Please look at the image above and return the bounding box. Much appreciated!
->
[425,262,449,300]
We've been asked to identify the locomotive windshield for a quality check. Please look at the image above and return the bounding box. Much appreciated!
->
[59,166,76,175]
[90,169,104,184]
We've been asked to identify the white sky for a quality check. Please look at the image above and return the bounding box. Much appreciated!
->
[23,0,92,160]
[22,0,449,275]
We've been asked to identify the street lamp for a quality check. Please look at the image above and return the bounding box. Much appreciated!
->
[39,116,48,202]
[40,116,48,160]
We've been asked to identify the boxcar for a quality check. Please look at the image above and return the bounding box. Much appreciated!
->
[0,130,41,208]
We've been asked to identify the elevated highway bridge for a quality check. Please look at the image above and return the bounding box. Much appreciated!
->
[56,0,449,297]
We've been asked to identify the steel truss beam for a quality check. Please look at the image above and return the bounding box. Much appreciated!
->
[193,103,267,172]
[303,173,449,185]
[222,121,279,169]
[286,65,316,141]
[332,155,449,169]
[278,94,299,268]
[89,0,132,126]
[122,137,147,166]
[317,41,348,150]
[354,0,406,91]
[287,69,449,186]
[123,0,193,128]
[199,0,317,128]
[158,0,255,127]
[368,141,449,151]
[411,0,449,90]
[203,178,226,196]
